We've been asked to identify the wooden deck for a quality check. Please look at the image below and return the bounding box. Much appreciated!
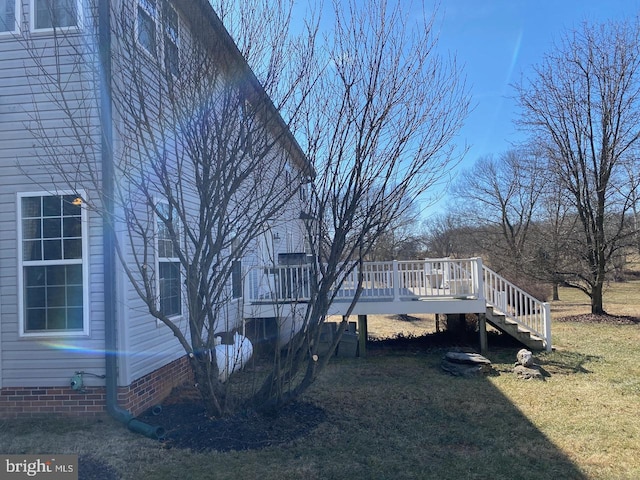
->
[242,258,552,351]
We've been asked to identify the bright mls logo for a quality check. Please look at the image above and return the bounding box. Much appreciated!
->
[1,455,78,479]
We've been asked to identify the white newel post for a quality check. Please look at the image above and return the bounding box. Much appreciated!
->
[393,260,400,301]
[543,302,552,351]
[475,257,485,302]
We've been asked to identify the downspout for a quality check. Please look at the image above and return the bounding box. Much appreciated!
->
[98,0,163,440]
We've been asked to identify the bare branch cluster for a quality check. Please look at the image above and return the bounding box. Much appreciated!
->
[22,0,468,416]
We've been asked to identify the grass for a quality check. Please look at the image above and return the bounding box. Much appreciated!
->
[1,281,640,479]
[552,280,640,318]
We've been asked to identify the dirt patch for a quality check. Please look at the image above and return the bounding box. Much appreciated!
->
[558,313,640,325]
[368,330,522,353]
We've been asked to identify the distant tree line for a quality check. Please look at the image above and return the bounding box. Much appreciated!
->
[374,18,640,316]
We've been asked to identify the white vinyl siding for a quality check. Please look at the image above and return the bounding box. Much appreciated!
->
[0,23,105,387]
[17,192,90,336]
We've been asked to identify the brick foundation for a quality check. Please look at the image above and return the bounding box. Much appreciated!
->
[0,356,193,418]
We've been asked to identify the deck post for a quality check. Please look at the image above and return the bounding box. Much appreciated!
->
[542,302,552,351]
[475,257,485,301]
[478,313,488,355]
[357,315,368,357]
[392,260,400,301]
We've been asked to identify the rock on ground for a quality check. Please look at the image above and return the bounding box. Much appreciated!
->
[516,349,534,367]
[513,364,545,380]
[441,351,492,377]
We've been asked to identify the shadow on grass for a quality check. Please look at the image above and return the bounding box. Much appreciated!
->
[0,333,592,480]
[536,350,601,375]
[321,335,590,480]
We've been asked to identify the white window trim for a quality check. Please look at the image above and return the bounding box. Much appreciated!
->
[17,190,90,338]
[0,0,20,35]
[30,0,83,33]
[154,199,183,322]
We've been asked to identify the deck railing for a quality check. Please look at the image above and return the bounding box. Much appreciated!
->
[334,259,482,300]
[246,258,483,303]
[246,264,313,302]
[482,266,552,351]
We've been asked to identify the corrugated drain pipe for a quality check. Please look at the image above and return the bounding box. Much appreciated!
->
[99,0,163,440]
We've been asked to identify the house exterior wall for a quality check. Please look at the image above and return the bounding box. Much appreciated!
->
[0,0,311,417]
[0,2,108,393]
[0,0,189,413]
[0,354,192,417]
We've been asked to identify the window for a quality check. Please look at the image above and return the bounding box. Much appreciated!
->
[137,0,157,56]
[231,260,242,299]
[32,0,79,31]
[230,236,242,299]
[0,0,18,33]
[156,202,182,317]
[163,2,179,76]
[19,193,88,335]
[137,0,180,74]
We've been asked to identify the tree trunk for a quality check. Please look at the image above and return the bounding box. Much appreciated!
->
[190,354,224,418]
[591,282,605,315]
[552,282,559,301]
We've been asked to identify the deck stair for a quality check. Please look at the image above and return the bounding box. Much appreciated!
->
[484,305,545,350]
[482,266,551,351]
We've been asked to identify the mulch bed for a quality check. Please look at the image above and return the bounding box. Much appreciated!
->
[137,399,326,453]
[134,331,506,454]
[368,329,523,352]
[557,313,640,325]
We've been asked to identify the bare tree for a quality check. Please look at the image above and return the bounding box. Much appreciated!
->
[515,19,640,314]
[24,0,467,416]
[366,202,424,261]
[23,0,316,418]
[250,0,469,408]
[422,212,471,258]
[453,150,545,277]
[624,163,640,254]
[529,173,579,300]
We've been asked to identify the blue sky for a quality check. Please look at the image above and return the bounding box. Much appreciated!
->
[291,1,640,215]
[435,0,640,169]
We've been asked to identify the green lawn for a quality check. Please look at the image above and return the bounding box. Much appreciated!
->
[1,281,639,479]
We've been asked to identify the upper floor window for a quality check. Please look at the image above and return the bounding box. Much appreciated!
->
[18,193,88,336]
[163,2,179,76]
[137,0,158,56]
[156,201,182,317]
[0,0,18,34]
[32,0,79,31]
[136,0,180,75]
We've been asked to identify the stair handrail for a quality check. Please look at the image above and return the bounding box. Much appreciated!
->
[482,266,552,351]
